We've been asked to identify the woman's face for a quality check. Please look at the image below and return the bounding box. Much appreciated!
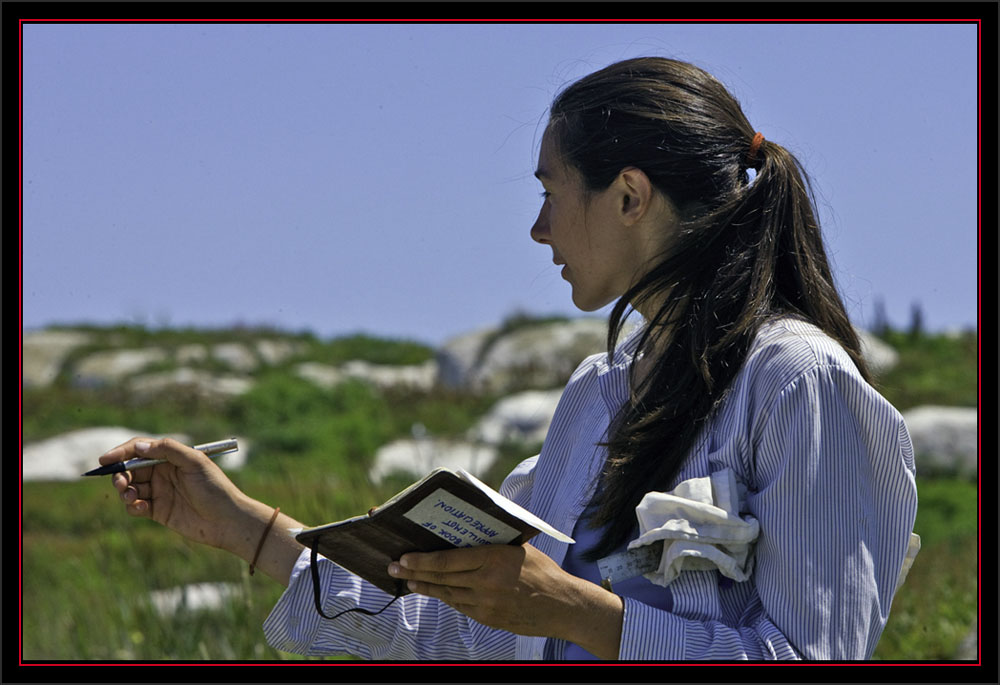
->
[530,130,653,312]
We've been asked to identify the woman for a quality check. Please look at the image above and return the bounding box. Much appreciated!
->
[99,57,918,660]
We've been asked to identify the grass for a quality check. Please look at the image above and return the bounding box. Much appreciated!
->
[872,477,979,660]
[873,329,978,410]
[19,323,979,661]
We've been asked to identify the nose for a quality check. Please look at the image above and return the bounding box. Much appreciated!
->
[530,203,550,245]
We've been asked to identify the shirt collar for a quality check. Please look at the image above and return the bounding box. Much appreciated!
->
[596,319,646,408]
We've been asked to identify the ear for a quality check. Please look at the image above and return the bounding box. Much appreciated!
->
[616,167,655,226]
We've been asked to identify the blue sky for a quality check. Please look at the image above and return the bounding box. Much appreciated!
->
[21,22,979,345]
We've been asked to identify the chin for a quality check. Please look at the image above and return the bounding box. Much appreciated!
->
[571,291,614,313]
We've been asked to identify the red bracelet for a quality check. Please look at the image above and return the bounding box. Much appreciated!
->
[249,506,280,576]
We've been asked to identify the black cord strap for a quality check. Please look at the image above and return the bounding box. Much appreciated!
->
[309,542,402,620]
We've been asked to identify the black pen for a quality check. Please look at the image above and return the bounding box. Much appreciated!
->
[81,438,238,476]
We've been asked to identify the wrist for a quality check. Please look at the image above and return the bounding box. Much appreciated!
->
[228,496,306,587]
[556,576,624,660]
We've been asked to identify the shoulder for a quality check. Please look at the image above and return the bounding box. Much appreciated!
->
[566,319,644,383]
[733,316,869,414]
[744,317,860,385]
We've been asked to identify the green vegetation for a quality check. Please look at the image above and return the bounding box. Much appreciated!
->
[873,329,978,410]
[873,477,979,660]
[20,323,978,661]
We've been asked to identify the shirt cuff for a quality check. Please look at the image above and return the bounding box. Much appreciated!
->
[617,595,686,660]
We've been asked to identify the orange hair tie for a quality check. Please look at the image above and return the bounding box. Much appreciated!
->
[746,132,765,168]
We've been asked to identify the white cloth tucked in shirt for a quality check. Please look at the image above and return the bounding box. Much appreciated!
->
[629,468,759,587]
[261,316,919,660]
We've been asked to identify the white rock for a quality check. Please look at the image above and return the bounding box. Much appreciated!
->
[436,326,498,389]
[341,359,438,391]
[128,368,253,398]
[296,360,439,392]
[22,427,249,480]
[369,438,499,483]
[471,318,614,393]
[955,618,978,660]
[436,318,613,394]
[175,344,208,364]
[902,405,978,479]
[22,427,190,481]
[149,582,243,617]
[255,339,306,365]
[72,348,169,386]
[211,343,258,372]
[471,390,563,445]
[856,329,900,376]
[295,362,345,389]
[22,329,94,388]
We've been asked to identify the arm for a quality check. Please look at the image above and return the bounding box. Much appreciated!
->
[390,543,625,659]
[619,363,917,660]
[745,364,918,659]
[262,455,545,659]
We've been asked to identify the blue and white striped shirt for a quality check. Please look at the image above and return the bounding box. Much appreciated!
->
[262,316,918,660]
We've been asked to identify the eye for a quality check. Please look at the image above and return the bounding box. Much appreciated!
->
[539,191,551,200]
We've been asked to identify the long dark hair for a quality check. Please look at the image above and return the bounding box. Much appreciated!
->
[546,57,870,561]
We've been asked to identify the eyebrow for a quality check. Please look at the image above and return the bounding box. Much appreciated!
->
[533,168,551,180]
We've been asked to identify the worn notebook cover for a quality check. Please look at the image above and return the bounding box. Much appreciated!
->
[295,468,570,596]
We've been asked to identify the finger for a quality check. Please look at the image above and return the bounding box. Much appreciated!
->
[120,481,153,504]
[111,471,133,494]
[398,545,494,573]
[98,437,157,465]
[403,579,476,606]
[125,497,152,518]
[389,563,479,590]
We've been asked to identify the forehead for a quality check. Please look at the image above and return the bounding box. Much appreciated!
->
[534,129,570,183]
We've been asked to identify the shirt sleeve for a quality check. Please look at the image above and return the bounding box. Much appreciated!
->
[261,455,541,660]
[618,363,918,660]
[261,548,516,659]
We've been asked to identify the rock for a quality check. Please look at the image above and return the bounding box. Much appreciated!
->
[22,330,94,388]
[255,339,306,366]
[149,582,243,617]
[295,360,439,392]
[954,618,978,660]
[470,390,563,445]
[175,344,208,365]
[902,405,978,479]
[341,359,438,392]
[369,438,499,484]
[211,343,258,372]
[128,368,254,399]
[22,427,189,481]
[22,427,249,481]
[856,329,900,376]
[435,327,498,389]
[295,362,344,389]
[437,318,617,394]
[71,348,168,387]
[473,318,620,393]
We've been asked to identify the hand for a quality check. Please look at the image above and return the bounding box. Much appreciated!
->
[100,437,306,585]
[387,543,624,659]
[102,437,250,550]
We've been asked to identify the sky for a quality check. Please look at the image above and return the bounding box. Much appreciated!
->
[20,21,980,346]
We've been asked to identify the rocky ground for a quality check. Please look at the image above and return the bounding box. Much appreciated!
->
[22,319,978,484]
[21,319,979,659]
